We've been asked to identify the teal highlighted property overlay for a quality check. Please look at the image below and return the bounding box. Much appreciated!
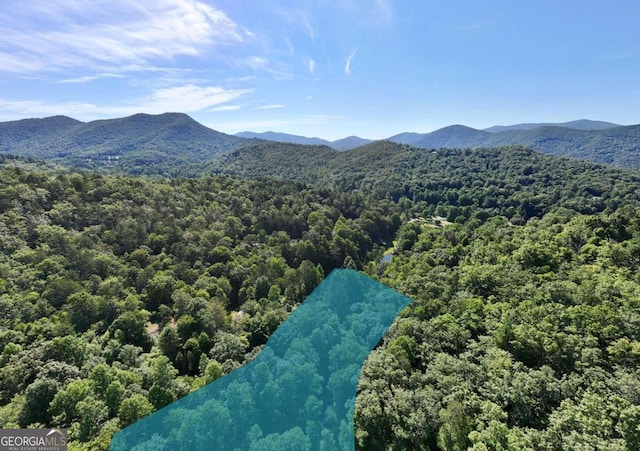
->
[110,269,411,450]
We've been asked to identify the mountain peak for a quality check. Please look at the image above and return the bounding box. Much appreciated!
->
[438,124,481,132]
[0,112,245,167]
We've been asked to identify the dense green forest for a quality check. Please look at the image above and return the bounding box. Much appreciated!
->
[0,140,639,450]
[358,208,640,450]
[0,165,400,449]
[213,142,640,221]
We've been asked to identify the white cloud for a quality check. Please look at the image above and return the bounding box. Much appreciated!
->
[238,56,270,71]
[142,85,252,113]
[254,104,285,110]
[0,0,247,74]
[0,84,253,120]
[235,56,294,80]
[209,104,244,112]
[345,50,357,75]
[57,73,125,84]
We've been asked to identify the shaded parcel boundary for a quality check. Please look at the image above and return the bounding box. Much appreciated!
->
[110,269,411,450]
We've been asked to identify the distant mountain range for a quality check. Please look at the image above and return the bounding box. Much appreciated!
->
[387,123,640,168]
[1,113,639,172]
[235,131,372,151]
[482,119,620,133]
[235,119,621,150]
[235,119,640,168]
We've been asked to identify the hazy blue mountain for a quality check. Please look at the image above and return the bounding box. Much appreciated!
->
[330,136,373,151]
[388,123,640,170]
[389,125,490,148]
[235,131,372,151]
[483,119,621,133]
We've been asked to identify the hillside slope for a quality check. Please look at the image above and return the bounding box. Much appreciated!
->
[0,113,248,175]
[211,140,640,220]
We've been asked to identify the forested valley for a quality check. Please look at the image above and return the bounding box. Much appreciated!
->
[0,140,639,450]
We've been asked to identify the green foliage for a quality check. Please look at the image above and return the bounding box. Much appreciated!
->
[1,141,640,449]
[438,401,473,451]
[118,394,153,428]
[212,142,640,222]
[355,209,640,450]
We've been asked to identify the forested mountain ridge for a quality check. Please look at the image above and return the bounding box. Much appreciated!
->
[0,115,82,144]
[212,141,640,221]
[2,114,640,172]
[0,113,250,175]
[390,125,487,148]
[389,124,640,169]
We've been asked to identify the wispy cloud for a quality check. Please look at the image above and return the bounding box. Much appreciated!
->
[0,0,248,75]
[145,85,252,112]
[238,56,270,71]
[209,104,244,112]
[0,84,253,120]
[274,6,318,46]
[345,50,357,75]
[306,57,317,75]
[255,104,285,110]
[284,36,295,56]
[235,56,294,80]
[303,16,316,44]
[57,73,125,84]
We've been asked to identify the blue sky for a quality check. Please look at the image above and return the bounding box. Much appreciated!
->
[0,1,638,140]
